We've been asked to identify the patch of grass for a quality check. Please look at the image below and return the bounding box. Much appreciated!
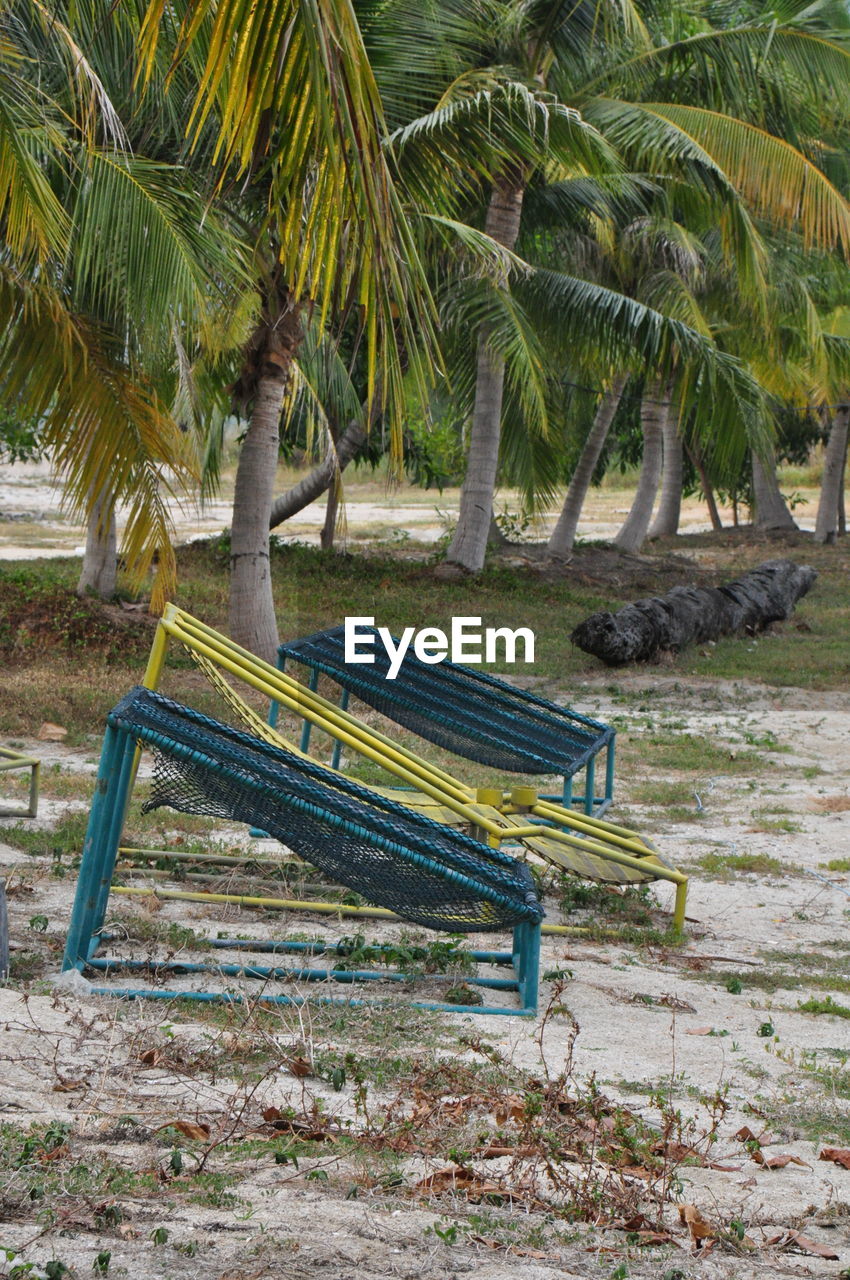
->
[0,563,153,663]
[747,808,802,834]
[822,857,850,872]
[797,995,850,1019]
[628,781,698,807]
[738,728,790,752]
[1,811,89,862]
[693,947,850,997]
[554,878,680,946]
[696,850,787,877]
[618,731,766,776]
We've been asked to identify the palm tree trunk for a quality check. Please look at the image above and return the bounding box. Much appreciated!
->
[547,374,626,557]
[445,178,524,572]
[614,379,667,553]
[269,419,366,529]
[751,447,797,530]
[840,428,848,535]
[320,476,340,550]
[648,396,682,538]
[77,487,117,599]
[229,286,303,663]
[685,442,723,531]
[814,399,850,543]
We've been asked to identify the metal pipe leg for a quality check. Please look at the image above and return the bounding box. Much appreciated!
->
[62,726,135,970]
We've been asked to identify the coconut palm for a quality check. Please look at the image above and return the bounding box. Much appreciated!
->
[135,0,440,660]
[0,0,249,608]
[409,0,850,570]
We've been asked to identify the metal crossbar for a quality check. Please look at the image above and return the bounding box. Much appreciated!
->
[0,746,39,818]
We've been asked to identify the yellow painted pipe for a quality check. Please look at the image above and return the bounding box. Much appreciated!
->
[161,616,510,837]
[164,609,468,794]
[113,884,399,916]
[110,883,592,935]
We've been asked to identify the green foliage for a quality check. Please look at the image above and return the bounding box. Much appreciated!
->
[0,411,43,464]
[404,412,466,490]
[797,995,850,1019]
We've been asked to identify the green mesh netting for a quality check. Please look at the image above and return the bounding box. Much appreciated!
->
[280,627,612,775]
[109,687,542,934]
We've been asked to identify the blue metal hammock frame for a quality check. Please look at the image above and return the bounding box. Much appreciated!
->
[62,687,543,1017]
[276,626,615,815]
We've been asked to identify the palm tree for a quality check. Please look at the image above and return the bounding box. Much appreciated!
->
[815,306,850,542]
[138,0,439,661]
[0,1,249,609]
[429,0,850,570]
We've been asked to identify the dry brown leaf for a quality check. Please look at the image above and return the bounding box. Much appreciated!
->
[139,1048,162,1066]
[685,1026,714,1036]
[751,1150,810,1170]
[37,722,67,741]
[819,1146,850,1169]
[769,1230,840,1260]
[38,1144,70,1163]
[678,1203,714,1246]
[416,1167,507,1201]
[52,1079,84,1093]
[735,1125,760,1144]
[493,1093,525,1124]
[261,1108,334,1141]
[285,1055,312,1078]
[653,1140,703,1163]
[155,1120,210,1141]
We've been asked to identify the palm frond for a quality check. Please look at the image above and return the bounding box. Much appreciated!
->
[579,25,850,117]
[68,148,249,348]
[635,104,850,252]
[140,0,439,466]
[0,267,194,607]
[0,53,70,259]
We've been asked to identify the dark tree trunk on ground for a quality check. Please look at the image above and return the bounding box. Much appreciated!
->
[815,401,850,543]
[445,177,525,572]
[77,487,117,599]
[571,559,817,665]
[547,375,627,557]
[751,448,797,530]
[269,418,367,529]
[614,379,668,553]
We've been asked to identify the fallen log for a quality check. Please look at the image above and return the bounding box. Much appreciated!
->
[571,558,817,666]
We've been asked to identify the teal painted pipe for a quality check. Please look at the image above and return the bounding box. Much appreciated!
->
[87,986,535,1016]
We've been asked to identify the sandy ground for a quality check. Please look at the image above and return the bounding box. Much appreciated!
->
[1,668,849,1279]
[0,462,848,1277]
[0,457,819,559]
